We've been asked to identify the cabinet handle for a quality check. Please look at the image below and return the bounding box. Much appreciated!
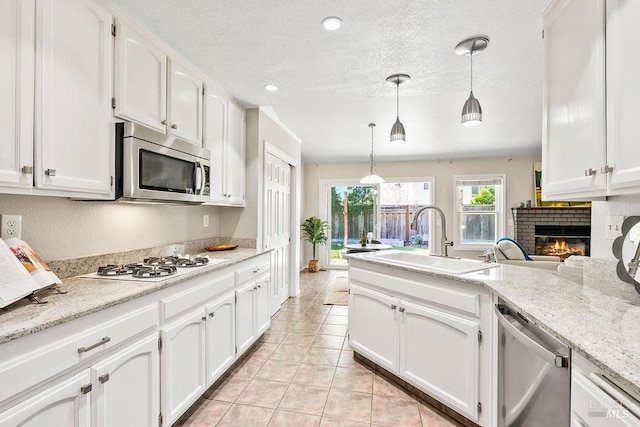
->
[257,285,261,289]
[253,268,261,273]
[601,165,614,174]
[584,168,596,176]
[399,307,405,313]
[45,168,56,177]
[161,119,167,125]
[390,304,397,310]
[21,166,33,174]
[253,286,258,291]
[81,384,93,394]
[78,336,110,353]
[171,123,178,129]
[99,373,110,384]
[202,316,207,321]
[209,312,215,317]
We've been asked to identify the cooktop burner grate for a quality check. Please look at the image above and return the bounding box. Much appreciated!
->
[143,256,180,266]
[132,265,177,278]
[176,257,210,268]
[97,264,144,276]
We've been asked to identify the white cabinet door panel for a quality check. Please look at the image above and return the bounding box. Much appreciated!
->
[35,0,112,194]
[114,21,167,132]
[255,277,271,336]
[542,0,606,200]
[93,333,159,427]
[0,0,34,190]
[205,291,236,387]
[168,59,203,145]
[226,102,245,204]
[399,300,479,421]
[0,370,91,427]
[348,284,399,374]
[236,281,256,356]
[204,88,227,202]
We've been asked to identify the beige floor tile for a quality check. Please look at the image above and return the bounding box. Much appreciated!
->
[176,398,231,426]
[337,350,356,368]
[329,306,349,316]
[342,339,353,350]
[216,403,275,427]
[273,311,305,322]
[268,410,322,427]
[255,359,301,382]
[303,347,341,366]
[323,389,372,424]
[204,375,250,402]
[372,374,412,398]
[319,417,369,427]
[292,322,322,334]
[281,332,317,347]
[331,366,374,393]
[269,319,295,331]
[303,312,329,323]
[277,383,330,415]
[324,315,349,326]
[292,363,336,388]
[270,344,309,363]
[259,330,289,345]
[305,305,332,315]
[318,324,348,336]
[235,378,289,409]
[371,394,421,426]
[230,355,268,379]
[311,334,345,350]
[418,403,460,426]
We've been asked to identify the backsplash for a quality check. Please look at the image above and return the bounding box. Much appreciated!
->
[591,195,640,262]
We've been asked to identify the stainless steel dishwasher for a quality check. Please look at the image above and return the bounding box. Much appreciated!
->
[496,301,570,426]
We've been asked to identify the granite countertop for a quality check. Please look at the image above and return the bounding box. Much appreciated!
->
[348,253,640,397]
[0,248,267,345]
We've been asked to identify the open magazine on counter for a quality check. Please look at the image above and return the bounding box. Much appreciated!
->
[0,238,61,308]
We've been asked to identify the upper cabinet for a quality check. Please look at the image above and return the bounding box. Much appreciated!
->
[113,21,167,133]
[113,23,204,146]
[0,0,113,198]
[542,0,640,200]
[204,91,245,207]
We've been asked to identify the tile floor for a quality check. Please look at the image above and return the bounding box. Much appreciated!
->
[176,270,460,427]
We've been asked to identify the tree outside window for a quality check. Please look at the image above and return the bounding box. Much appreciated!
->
[455,176,504,247]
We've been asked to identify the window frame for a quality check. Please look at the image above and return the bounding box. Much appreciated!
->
[453,174,506,251]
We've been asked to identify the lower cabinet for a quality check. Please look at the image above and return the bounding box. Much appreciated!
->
[0,370,91,427]
[205,291,236,387]
[348,265,488,424]
[236,273,271,357]
[92,333,159,427]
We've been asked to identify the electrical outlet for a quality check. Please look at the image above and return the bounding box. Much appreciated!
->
[605,215,624,240]
[1,214,22,240]
[203,214,209,227]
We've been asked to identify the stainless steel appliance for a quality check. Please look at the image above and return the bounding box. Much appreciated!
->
[496,301,570,426]
[115,122,210,204]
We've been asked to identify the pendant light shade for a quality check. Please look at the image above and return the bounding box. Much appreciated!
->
[455,36,489,126]
[386,74,410,143]
[360,123,385,184]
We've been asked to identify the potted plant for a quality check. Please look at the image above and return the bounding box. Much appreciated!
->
[301,216,329,272]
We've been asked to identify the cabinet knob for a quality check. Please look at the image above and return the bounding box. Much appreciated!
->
[161,119,167,125]
[253,286,258,291]
[202,316,207,321]
[399,307,405,313]
[257,285,261,289]
[390,304,397,310]
[21,166,33,174]
[45,168,56,177]
[171,123,178,129]
[584,168,596,176]
[209,312,214,317]
[99,373,110,384]
[601,165,614,174]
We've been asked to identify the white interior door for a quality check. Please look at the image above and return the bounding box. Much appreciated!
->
[264,151,291,315]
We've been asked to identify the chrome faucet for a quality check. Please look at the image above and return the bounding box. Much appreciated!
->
[410,205,454,257]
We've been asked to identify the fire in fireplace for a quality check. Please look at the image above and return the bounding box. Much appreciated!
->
[535,225,590,258]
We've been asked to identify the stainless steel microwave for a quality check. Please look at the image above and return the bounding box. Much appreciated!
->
[115,122,210,204]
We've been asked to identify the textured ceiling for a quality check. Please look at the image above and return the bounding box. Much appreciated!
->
[109,0,550,163]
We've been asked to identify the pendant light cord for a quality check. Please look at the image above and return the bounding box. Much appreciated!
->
[396,80,400,118]
[370,126,375,174]
[470,51,473,92]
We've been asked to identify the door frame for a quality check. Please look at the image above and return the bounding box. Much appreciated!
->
[260,141,299,300]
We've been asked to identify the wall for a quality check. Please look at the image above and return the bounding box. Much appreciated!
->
[0,194,220,260]
[591,194,640,262]
[303,157,538,262]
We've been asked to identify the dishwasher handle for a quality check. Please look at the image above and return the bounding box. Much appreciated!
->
[495,304,568,368]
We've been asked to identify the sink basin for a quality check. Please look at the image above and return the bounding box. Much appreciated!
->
[368,250,499,274]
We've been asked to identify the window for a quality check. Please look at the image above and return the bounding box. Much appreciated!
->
[454,175,505,248]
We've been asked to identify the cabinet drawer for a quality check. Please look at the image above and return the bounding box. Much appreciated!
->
[0,303,158,405]
[161,272,234,321]
[236,259,270,284]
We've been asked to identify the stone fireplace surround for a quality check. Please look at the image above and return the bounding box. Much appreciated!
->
[512,207,592,256]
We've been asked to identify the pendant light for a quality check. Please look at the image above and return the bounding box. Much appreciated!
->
[455,36,489,126]
[385,74,411,142]
[360,123,385,184]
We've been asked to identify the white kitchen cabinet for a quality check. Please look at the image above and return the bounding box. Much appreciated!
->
[235,260,271,357]
[255,275,271,336]
[348,284,400,373]
[92,333,159,427]
[0,0,34,191]
[160,309,206,426]
[205,291,236,387]
[205,98,246,206]
[399,300,479,421]
[34,0,113,196]
[542,0,607,200]
[168,58,203,146]
[542,0,640,200]
[235,280,258,356]
[113,20,167,133]
[0,370,91,427]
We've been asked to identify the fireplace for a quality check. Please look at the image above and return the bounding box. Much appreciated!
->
[534,225,590,257]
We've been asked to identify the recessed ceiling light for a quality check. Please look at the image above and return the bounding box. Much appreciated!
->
[264,84,278,92]
[321,16,342,31]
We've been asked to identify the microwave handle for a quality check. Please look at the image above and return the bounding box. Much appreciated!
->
[194,162,204,195]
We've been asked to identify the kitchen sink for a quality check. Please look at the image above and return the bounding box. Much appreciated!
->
[368,250,499,274]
